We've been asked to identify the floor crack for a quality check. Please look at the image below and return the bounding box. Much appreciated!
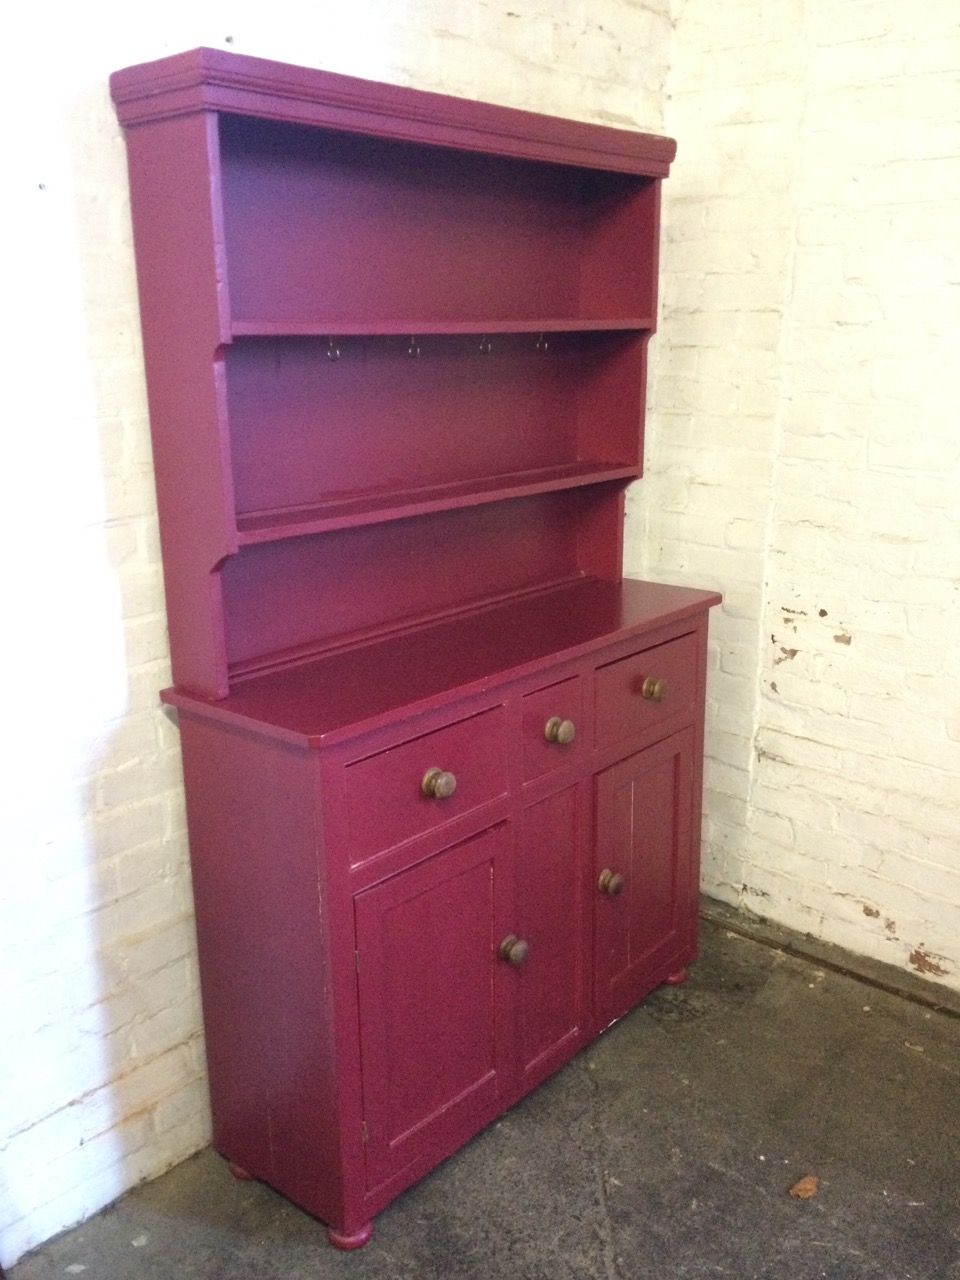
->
[594,1163,624,1280]
[581,1058,625,1280]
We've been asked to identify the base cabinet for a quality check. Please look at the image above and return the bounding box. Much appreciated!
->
[172,603,717,1246]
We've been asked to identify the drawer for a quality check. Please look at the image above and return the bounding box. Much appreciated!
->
[594,632,698,748]
[522,676,583,782]
[343,706,507,862]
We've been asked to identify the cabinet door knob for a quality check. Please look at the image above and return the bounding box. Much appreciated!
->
[640,676,669,702]
[498,934,529,966]
[544,716,576,745]
[422,767,457,799]
[598,869,625,896]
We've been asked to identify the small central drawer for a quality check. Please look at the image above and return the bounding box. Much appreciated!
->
[522,675,583,782]
[595,632,698,749]
[343,706,508,863]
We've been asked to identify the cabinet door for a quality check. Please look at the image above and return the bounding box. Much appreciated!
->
[512,784,587,1095]
[594,729,695,1027]
[354,824,511,1192]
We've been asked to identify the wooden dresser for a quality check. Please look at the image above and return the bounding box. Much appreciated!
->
[111,48,720,1248]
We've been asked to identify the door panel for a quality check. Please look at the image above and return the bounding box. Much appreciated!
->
[514,785,586,1091]
[355,824,510,1190]
[594,730,694,1026]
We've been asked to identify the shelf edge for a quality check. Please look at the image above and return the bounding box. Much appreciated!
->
[234,467,639,545]
[229,318,655,338]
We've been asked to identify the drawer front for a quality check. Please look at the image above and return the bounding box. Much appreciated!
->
[522,676,583,783]
[344,706,507,862]
[594,632,698,749]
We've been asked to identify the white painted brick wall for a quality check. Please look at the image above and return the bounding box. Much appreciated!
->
[0,0,672,1266]
[641,1,960,988]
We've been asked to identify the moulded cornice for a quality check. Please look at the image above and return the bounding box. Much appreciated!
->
[110,46,676,177]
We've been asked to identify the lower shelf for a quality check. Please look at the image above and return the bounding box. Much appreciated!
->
[235,462,638,543]
[165,576,721,745]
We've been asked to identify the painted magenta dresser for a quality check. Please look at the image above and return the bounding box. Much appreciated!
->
[111,48,720,1248]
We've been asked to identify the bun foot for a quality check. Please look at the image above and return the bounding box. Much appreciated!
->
[227,1162,254,1181]
[327,1222,374,1250]
[664,967,687,985]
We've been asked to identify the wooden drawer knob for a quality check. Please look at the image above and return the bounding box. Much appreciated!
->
[498,935,529,966]
[598,868,625,896]
[544,716,576,745]
[641,676,669,703]
[422,767,457,799]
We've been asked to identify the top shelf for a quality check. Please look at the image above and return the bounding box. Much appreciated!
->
[216,113,664,331]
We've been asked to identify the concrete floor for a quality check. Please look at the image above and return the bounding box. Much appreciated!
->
[11,906,960,1280]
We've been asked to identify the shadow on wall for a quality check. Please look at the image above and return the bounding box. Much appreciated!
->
[0,79,208,1268]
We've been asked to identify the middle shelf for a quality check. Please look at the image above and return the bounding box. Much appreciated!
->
[225,328,650,542]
